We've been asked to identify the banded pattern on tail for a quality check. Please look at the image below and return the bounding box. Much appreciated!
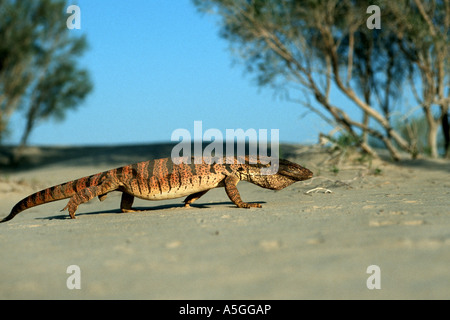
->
[2,172,106,223]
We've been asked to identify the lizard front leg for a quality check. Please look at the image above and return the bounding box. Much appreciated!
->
[224,175,262,208]
[120,192,138,213]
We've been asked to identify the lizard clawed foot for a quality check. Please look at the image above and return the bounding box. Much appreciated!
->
[121,208,141,213]
[237,202,262,208]
[61,204,77,219]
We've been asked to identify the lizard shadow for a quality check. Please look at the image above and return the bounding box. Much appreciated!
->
[36,201,265,221]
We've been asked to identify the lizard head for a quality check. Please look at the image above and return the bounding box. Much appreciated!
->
[240,157,313,190]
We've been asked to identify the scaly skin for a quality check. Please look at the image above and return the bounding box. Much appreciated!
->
[1,156,313,222]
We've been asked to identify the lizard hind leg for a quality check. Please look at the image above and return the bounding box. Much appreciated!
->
[62,178,120,219]
[98,193,108,201]
[62,187,101,219]
[183,190,209,208]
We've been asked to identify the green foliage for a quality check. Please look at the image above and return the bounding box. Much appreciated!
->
[330,165,339,175]
[394,114,445,157]
[0,0,92,145]
[373,168,382,175]
[335,132,361,149]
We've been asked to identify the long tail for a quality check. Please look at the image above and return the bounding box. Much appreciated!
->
[1,172,104,223]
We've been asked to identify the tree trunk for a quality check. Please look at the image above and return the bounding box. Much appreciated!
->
[14,100,39,164]
[442,109,449,158]
[20,115,35,148]
[427,120,439,158]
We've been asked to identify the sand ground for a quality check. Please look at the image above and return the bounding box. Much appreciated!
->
[0,143,449,299]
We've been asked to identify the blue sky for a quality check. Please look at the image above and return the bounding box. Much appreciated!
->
[9,0,332,146]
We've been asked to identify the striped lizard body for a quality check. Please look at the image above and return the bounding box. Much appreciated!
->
[1,156,312,223]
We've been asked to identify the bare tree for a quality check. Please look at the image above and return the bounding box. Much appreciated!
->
[385,0,449,158]
[193,0,415,160]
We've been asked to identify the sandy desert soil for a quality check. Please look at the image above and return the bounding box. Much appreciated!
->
[0,143,449,299]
